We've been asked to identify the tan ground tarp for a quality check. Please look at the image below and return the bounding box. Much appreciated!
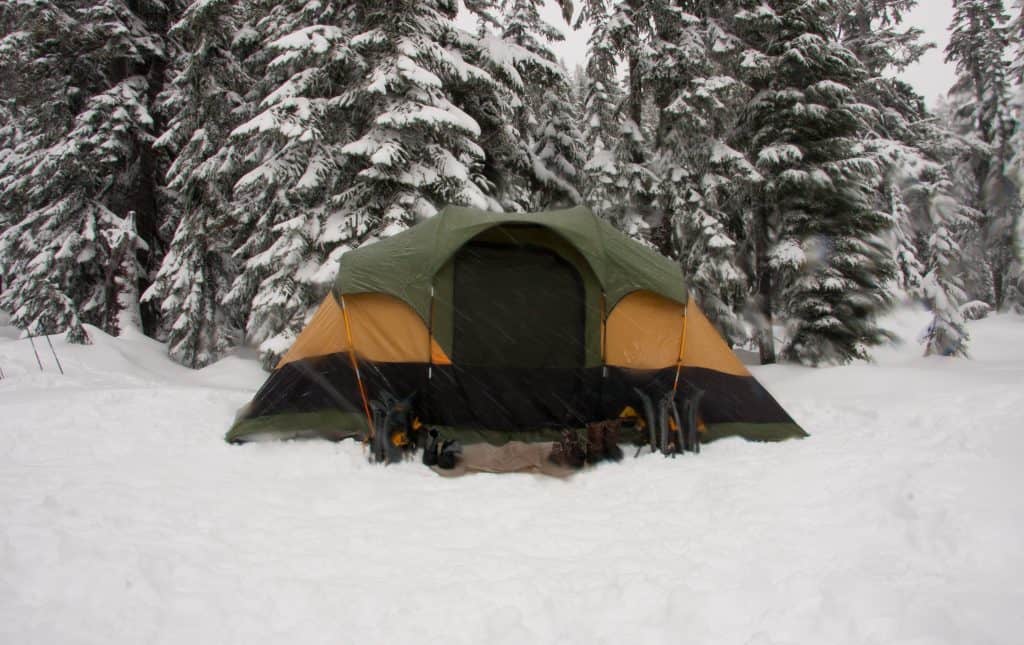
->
[432,441,577,478]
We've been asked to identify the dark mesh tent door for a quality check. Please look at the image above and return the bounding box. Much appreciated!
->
[436,240,588,430]
[453,242,585,368]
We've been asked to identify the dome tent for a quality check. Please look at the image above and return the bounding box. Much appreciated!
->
[227,206,805,467]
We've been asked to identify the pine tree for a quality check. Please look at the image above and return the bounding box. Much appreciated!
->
[0,0,174,342]
[737,0,895,365]
[836,1,931,73]
[888,182,925,296]
[900,139,974,356]
[336,2,503,221]
[226,1,511,366]
[606,0,659,236]
[577,0,626,219]
[497,0,581,210]
[0,99,21,245]
[647,2,760,344]
[502,0,563,60]
[531,83,585,209]
[1009,0,1024,303]
[577,0,657,236]
[945,0,1021,311]
[836,0,936,295]
[220,0,365,367]
[142,0,255,367]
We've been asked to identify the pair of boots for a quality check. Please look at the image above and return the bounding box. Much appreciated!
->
[422,428,461,469]
[585,420,624,463]
[549,421,624,468]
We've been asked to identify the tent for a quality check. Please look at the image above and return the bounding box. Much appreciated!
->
[227,205,805,461]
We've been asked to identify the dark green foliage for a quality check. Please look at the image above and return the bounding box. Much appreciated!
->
[737,0,895,364]
[945,0,1022,311]
[141,0,255,367]
[1,0,1017,371]
[0,0,174,342]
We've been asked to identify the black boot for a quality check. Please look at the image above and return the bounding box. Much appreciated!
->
[422,428,440,467]
[436,439,461,469]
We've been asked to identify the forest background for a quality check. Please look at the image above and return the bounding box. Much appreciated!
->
[1,0,1021,370]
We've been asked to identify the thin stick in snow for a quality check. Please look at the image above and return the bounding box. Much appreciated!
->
[28,334,44,372]
[44,335,64,375]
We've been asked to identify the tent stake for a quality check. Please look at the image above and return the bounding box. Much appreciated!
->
[27,333,44,372]
[44,334,64,375]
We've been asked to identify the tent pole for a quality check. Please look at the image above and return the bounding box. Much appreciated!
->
[340,295,375,440]
[427,285,435,381]
[599,292,607,378]
[425,285,435,426]
[671,297,690,393]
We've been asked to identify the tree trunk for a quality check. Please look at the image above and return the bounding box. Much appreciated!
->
[128,5,170,338]
[129,111,164,337]
[628,52,643,159]
[992,257,1005,311]
[754,203,776,364]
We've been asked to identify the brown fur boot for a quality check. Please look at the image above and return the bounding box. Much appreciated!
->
[601,420,624,462]
[585,420,624,463]
[550,429,586,468]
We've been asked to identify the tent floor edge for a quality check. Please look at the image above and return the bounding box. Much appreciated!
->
[701,421,808,444]
[226,410,369,444]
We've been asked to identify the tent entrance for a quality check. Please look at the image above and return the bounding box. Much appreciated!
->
[452,240,585,369]
[423,235,592,431]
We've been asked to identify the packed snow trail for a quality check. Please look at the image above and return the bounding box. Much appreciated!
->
[1,309,1023,644]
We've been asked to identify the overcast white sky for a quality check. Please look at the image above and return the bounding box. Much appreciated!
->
[480,0,959,108]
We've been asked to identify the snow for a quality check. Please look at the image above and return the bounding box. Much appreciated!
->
[395,55,443,89]
[2,309,1024,644]
[376,103,481,138]
[270,25,348,56]
[771,238,806,269]
[758,143,803,166]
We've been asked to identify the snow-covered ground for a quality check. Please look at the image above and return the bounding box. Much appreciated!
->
[2,308,1023,645]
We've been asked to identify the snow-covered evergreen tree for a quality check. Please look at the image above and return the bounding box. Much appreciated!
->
[1009,0,1024,300]
[496,0,581,210]
[836,1,931,73]
[945,0,1021,311]
[532,83,585,209]
[888,182,925,295]
[607,0,659,238]
[502,0,562,60]
[0,0,174,342]
[577,1,626,219]
[647,2,759,344]
[901,158,973,356]
[836,0,935,295]
[577,0,657,236]
[143,0,255,367]
[226,1,513,366]
[220,0,364,367]
[337,2,502,221]
[0,99,21,247]
[737,0,895,365]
